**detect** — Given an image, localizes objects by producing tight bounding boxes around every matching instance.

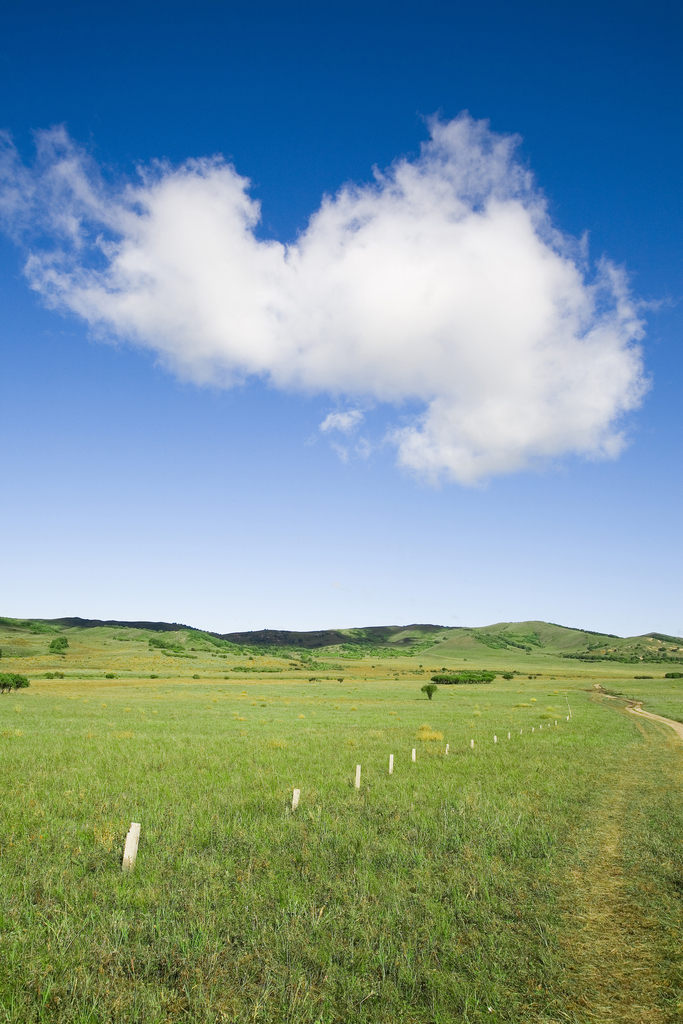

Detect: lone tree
[421,683,437,700]
[0,673,29,694]
[49,637,69,654]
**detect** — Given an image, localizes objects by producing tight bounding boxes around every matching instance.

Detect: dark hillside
[217,624,445,649]
[12,616,194,633]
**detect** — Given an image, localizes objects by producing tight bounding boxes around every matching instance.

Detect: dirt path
[591,684,683,740]
[626,704,683,740]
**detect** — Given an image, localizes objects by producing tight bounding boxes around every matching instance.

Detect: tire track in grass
[558,707,675,1023]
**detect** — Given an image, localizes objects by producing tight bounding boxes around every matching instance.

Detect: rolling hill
[1,616,681,665]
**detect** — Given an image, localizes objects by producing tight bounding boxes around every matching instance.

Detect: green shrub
[431,671,496,684]
[49,637,69,653]
[665,672,683,679]
[0,673,29,693]
[105,673,116,679]
[421,683,437,700]
[149,635,184,653]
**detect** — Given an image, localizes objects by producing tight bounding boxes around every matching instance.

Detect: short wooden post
[355,764,361,789]
[411,748,416,762]
[508,732,511,739]
[470,739,474,749]
[532,727,535,733]
[539,724,542,730]
[122,822,141,874]
[566,715,569,721]
[291,788,300,811]
[494,735,497,744]
[445,743,449,755]
[389,754,394,774]
[555,720,557,726]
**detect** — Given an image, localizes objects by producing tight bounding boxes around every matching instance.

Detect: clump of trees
[0,673,29,693]
[421,683,437,700]
[665,672,683,679]
[49,637,69,654]
[430,671,496,685]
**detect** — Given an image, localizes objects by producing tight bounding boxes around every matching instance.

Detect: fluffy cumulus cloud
[0,115,647,483]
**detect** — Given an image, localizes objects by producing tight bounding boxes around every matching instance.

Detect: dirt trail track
[627,704,683,740]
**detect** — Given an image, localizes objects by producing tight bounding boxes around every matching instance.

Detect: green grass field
[1,620,683,1022]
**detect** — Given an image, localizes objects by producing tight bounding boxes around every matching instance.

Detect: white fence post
[411,748,416,762]
[291,788,300,811]
[355,764,361,789]
[494,735,497,744]
[122,822,141,874]
[508,732,511,739]
[470,739,474,749]
[389,754,394,774]
[445,743,449,755]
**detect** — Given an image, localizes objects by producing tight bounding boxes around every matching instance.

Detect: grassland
[1,618,682,1022]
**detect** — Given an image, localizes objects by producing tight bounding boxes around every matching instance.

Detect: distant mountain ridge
[2,615,682,664]
[43,616,194,633]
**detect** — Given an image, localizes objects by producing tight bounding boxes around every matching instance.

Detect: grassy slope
[1,620,682,1021]
[2,615,682,677]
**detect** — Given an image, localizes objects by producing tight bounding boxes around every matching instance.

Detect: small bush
[502,672,514,680]
[416,723,443,742]
[49,637,69,653]
[421,683,437,700]
[192,674,200,679]
[105,673,116,679]
[665,672,683,679]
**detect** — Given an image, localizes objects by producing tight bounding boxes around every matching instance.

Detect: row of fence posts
[121,707,573,869]
[349,712,571,790]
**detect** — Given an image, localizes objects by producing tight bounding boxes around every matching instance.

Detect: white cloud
[0,115,648,483]
[320,409,365,433]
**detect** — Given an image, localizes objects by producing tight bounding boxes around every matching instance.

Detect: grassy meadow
[1,620,683,1022]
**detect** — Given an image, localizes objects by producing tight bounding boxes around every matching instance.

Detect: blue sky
[0,0,681,636]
